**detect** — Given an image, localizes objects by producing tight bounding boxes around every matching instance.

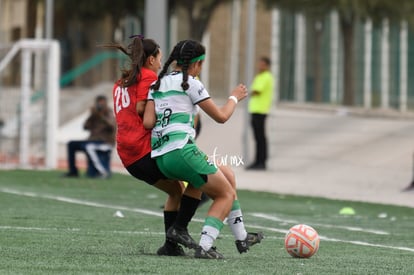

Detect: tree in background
[265,0,414,106]
[51,0,233,85]
[54,0,144,41]
[52,0,145,85]
[169,0,231,41]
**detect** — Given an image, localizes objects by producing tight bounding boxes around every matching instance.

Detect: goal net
[0,39,60,169]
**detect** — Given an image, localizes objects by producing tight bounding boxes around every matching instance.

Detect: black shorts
[125,153,167,185]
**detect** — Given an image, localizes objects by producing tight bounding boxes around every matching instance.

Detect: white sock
[199,216,223,251]
[227,200,248,241]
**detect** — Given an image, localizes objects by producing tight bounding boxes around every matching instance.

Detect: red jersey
[113,67,157,167]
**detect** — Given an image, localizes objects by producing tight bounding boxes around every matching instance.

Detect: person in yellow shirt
[246,57,274,170]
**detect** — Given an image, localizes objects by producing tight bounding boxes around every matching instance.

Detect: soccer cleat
[156,242,186,256]
[194,246,225,259]
[235,232,264,253]
[166,226,198,249]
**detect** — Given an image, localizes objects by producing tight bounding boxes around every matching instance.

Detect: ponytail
[152,40,205,91]
[102,36,160,87]
[151,54,176,91]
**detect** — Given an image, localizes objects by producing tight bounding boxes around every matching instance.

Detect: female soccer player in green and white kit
[107,36,203,257]
[144,40,263,259]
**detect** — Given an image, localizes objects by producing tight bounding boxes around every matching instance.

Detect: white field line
[1,187,413,253]
[2,224,414,253]
[0,225,80,232]
[0,187,164,217]
[0,226,263,240]
[250,213,389,235]
[0,187,206,222]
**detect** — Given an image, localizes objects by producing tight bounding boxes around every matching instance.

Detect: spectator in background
[62,95,115,178]
[246,57,274,171]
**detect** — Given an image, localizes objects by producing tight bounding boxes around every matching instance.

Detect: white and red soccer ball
[284,224,320,258]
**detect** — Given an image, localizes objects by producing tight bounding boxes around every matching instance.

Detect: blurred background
[2,0,414,172]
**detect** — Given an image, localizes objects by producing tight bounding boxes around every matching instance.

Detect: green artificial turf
[0,170,413,274]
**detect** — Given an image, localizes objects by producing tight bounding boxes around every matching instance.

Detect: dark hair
[103,37,160,87]
[151,39,205,91]
[260,56,271,66]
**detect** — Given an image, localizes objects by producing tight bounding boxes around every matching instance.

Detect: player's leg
[126,154,186,256]
[195,170,235,259]
[164,185,202,251]
[153,179,185,211]
[155,147,205,250]
[166,184,202,233]
[193,114,210,207]
[155,143,235,258]
[152,179,189,256]
[219,165,264,253]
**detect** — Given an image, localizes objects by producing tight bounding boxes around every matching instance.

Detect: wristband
[229,96,238,104]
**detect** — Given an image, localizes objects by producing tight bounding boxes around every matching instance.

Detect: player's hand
[231,84,248,102]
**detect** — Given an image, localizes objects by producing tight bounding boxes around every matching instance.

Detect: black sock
[174,195,200,230]
[164,211,178,243]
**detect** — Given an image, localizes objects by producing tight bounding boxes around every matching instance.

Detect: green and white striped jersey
[148,72,210,157]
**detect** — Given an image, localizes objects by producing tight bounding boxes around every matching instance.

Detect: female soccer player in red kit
[108,36,200,256]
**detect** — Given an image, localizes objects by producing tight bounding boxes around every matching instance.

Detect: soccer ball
[284,224,320,258]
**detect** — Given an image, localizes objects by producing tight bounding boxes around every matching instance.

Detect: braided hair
[151,39,206,91]
[104,37,160,87]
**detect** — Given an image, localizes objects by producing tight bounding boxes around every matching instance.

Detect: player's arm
[198,84,247,124]
[143,100,156,129]
[136,72,157,117]
[136,100,146,116]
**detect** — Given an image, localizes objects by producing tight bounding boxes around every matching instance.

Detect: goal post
[0,39,60,169]
[45,41,60,169]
